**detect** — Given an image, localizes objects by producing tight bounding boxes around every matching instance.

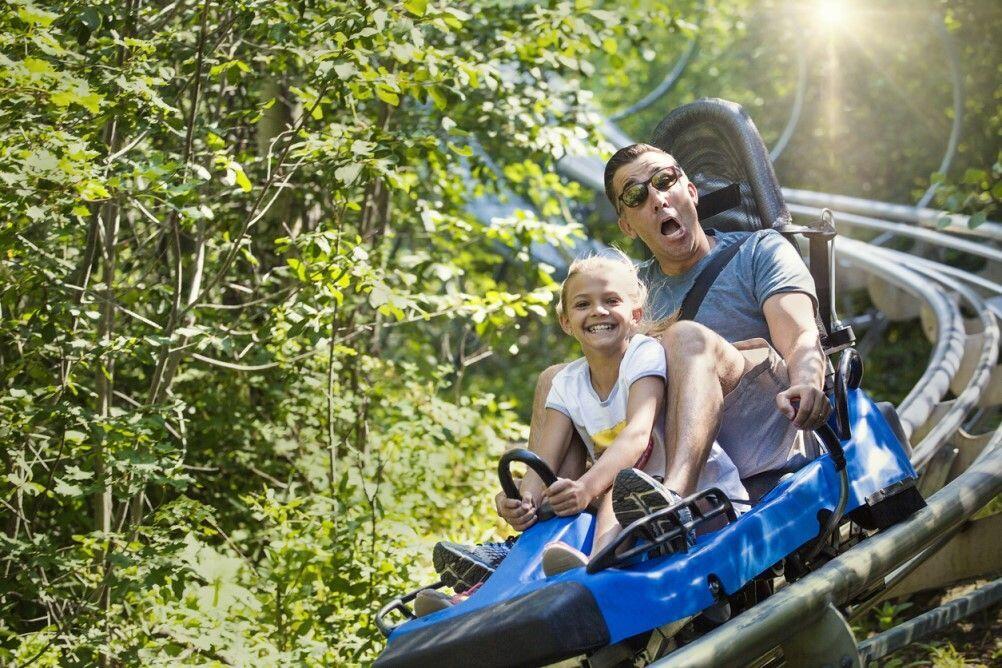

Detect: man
[434,144,830,591]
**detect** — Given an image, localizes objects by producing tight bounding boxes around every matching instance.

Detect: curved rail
[654,428,1002,667]
[832,237,968,441]
[917,19,965,209]
[788,204,1002,265]
[609,38,699,122]
[836,238,998,469]
[784,188,1002,240]
[609,2,705,122]
[768,47,807,163]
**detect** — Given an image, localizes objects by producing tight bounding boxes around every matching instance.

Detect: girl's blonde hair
[555,248,678,335]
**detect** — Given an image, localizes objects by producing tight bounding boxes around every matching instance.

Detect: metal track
[655,429,1002,666]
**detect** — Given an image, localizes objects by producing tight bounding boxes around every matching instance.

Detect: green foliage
[0,0,679,664]
[861,321,934,406]
[2,0,998,664]
[922,640,975,668]
[928,0,1002,225]
[873,600,914,632]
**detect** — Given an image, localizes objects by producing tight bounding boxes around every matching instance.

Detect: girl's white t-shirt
[545,334,748,507]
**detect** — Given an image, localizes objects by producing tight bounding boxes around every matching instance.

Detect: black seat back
[649,98,791,233]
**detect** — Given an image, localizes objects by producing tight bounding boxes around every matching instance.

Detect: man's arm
[763,291,830,429]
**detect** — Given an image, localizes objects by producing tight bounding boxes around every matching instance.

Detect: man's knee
[658,321,745,388]
[658,320,718,360]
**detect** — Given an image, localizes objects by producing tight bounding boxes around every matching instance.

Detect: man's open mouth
[660,217,681,236]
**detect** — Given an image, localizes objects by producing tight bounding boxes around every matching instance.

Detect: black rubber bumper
[374,581,610,668]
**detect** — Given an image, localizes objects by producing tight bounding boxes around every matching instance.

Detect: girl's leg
[555,436,588,479]
[590,492,621,555]
[542,492,619,576]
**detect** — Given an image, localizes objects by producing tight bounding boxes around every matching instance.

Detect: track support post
[780,602,861,668]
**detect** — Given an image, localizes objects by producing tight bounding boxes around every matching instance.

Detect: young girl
[505,250,748,575]
[415,251,747,615]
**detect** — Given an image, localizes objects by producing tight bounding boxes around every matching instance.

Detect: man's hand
[543,477,592,516]
[776,384,831,430]
[495,490,537,531]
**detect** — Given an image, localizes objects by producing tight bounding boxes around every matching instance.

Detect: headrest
[650,98,791,233]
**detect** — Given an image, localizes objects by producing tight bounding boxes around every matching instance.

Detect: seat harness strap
[678,233,751,321]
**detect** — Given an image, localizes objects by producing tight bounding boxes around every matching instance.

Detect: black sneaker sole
[432,543,494,593]
[612,469,687,555]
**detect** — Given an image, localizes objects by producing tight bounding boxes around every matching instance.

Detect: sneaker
[541,541,589,576]
[413,589,453,617]
[612,468,694,555]
[433,536,516,593]
[412,582,482,617]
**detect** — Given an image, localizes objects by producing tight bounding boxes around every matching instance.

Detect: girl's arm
[545,376,664,515]
[497,408,574,531]
[520,408,574,502]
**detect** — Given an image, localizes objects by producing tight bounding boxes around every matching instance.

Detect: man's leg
[659,321,747,496]
[611,322,748,554]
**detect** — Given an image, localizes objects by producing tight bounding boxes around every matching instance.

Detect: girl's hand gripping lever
[498,449,558,525]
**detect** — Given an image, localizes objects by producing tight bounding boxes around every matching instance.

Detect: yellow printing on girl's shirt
[591,421,626,457]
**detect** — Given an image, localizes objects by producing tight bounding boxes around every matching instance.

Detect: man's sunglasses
[617,165,682,211]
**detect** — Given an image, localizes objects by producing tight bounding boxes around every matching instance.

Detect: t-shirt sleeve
[544,370,573,419]
[752,230,818,310]
[622,336,668,387]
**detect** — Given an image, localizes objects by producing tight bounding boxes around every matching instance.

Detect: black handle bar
[498,448,558,499]
[833,347,862,442]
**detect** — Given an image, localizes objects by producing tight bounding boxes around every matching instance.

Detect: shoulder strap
[678,233,752,321]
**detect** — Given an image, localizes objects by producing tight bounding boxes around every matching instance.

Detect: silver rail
[653,428,1002,667]
[783,188,1002,240]
[857,577,1002,664]
[834,238,998,464]
[834,238,967,440]
[788,204,1002,265]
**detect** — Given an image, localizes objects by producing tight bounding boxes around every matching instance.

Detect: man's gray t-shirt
[640,229,818,343]
[639,228,820,481]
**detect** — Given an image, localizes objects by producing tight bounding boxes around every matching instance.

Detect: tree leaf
[233,166,252,192]
[404,0,428,17]
[375,86,400,106]
[335,162,362,185]
[53,478,83,497]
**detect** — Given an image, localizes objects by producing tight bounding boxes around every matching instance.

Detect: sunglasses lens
[619,166,681,210]
[621,183,647,208]
[651,167,678,191]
